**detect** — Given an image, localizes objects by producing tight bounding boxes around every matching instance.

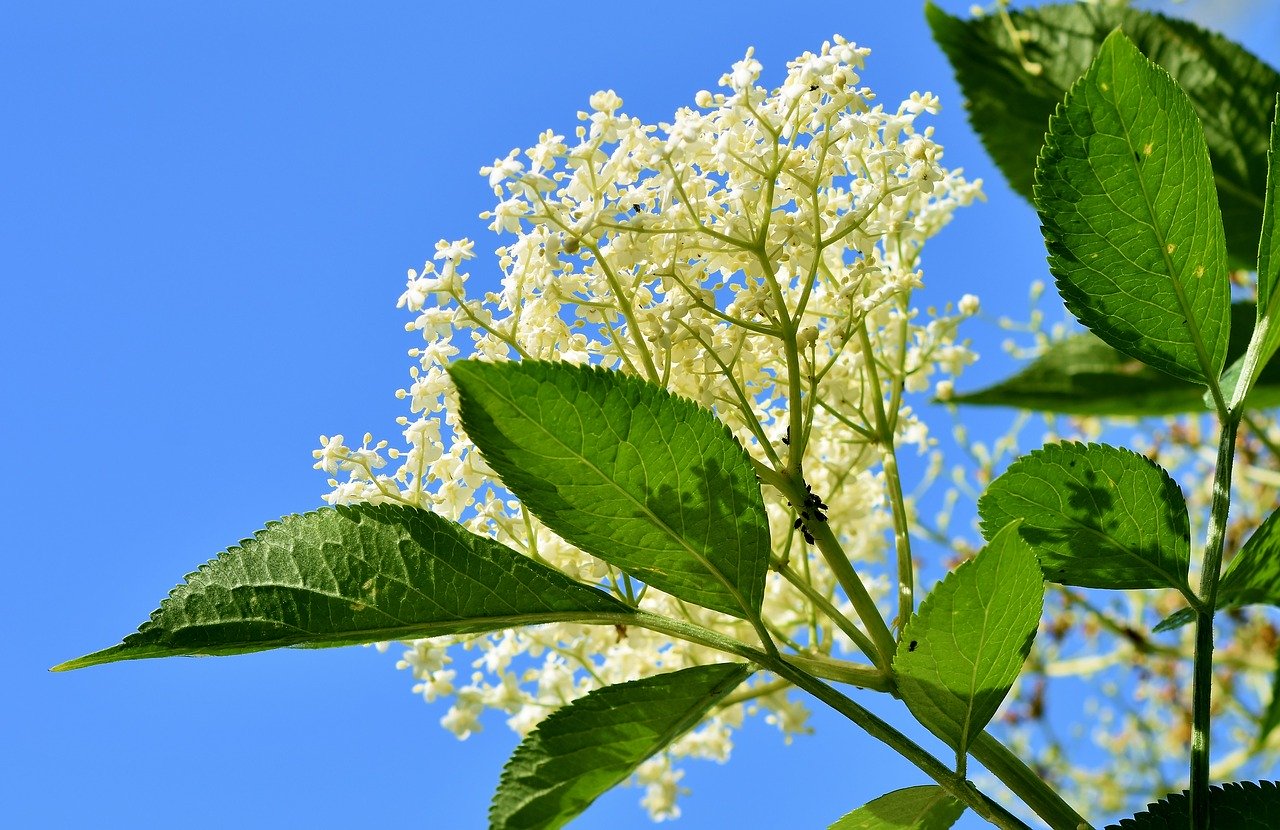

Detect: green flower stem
[1190,414,1240,829]
[626,611,1030,829]
[857,321,914,632]
[759,464,898,668]
[767,660,1034,830]
[774,557,886,669]
[968,731,1093,830]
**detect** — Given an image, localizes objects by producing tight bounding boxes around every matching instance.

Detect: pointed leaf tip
[56,503,632,670]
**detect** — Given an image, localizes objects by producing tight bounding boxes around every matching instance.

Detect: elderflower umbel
[320,36,981,820]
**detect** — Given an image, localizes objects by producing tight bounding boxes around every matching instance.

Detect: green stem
[773,556,885,669]
[761,466,898,667]
[765,661,1033,830]
[969,732,1093,830]
[1190,414,1240,829]
[856,322,914,632]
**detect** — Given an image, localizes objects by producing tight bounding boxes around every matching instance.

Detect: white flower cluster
[316,37,981,820]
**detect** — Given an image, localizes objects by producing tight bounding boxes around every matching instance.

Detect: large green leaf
[54,504,630,671]
[1102,781,1280,829]
[450,360,770,620]
[927,2,1280,269]
[979,442,1192,594]
[1157,502,1280,632]
[893,523,1043,764]
[951,303,1280,416]
[829,786,965,830]
[1035,30,1230,387]
[490,663,752,830]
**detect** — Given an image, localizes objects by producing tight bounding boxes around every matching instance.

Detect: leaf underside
[979,442,1191,593]
[951,303,1280,416]
[828,785,965,830]
[927,1,1279,269]
[1104,780,1280,829]
[450,359,770,620]
[55,504,630,671]
[1035,30,1230,386]
[490,663,752,830]
[894,523,1043,761]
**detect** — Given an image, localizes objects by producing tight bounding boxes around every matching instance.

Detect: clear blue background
[6,2,1278,828]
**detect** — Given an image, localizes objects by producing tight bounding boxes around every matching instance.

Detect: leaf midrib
[469,370,756,619]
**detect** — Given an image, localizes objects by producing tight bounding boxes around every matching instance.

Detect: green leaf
[450,360,770,620]
[1230,98,1280,405]
[1259,99,1280,331]
[979,442,1192,594]
[829,786,965,830]
[1257,655,1280,750]
[927,2,1280,269]
[490,663,752,830]
[54,504,630,671]
[1035,30,1230,387]
[893,523,1043,764]
[1157,501,1280,633]
[1102,780,1280,829]
[952,303,1280,416]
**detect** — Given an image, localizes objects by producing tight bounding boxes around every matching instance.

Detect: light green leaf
[829,786,965,830]
[1157,502,1280,633]
[1259,99,1280,328]
[927,2,1280,269]
[952,303,1280,416]
[1102,781,1280,829]
[1230,98,1280,405]
[54,504,630,671]
[979,442,1192,594]
[1035,30,1230,387]
[450,360,770,620]
[490,663,752,830]
[893,523,1043,763]
[1257,656,1280,750]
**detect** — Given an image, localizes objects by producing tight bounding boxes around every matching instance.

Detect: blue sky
[6,2,1279,828]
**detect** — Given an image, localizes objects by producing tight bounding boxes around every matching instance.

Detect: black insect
[908,640,918,652]
[782,427,791,446]
[809,84,819,91]
[790,482,830,546]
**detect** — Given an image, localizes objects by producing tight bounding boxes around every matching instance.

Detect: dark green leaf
[893,523,1043,763]
[829,786,965,830]
[54,504,630,671]
[490,663,752,830]
[952,303,1280,416]
[1103,780,1280,829]
[1035,30,1230,386]
[450,360,770,620]
[927,2,1280,269]
[979,442,1192,594]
